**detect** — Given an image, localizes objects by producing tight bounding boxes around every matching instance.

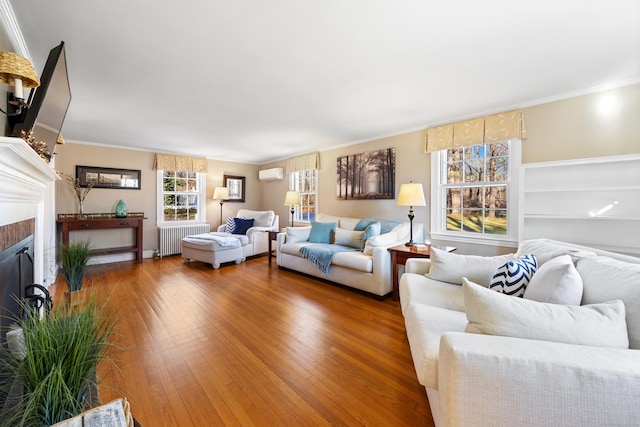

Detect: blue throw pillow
[361,222,381,251]
[489,254,538,297]
[232,217,254,235]
[308,221,337,243]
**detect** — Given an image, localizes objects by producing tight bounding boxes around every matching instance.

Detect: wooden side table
[267,230,279,264]
[387,244,456,301]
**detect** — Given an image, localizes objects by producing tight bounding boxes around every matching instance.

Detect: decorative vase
[115,199,128,217]
[78,200,85,219]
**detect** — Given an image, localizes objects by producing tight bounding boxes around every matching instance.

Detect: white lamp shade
[397,183,426,207]
[213,187,229,200]
[284,191,301,206]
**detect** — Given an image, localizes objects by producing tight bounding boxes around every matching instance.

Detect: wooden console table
[57,214,146,262]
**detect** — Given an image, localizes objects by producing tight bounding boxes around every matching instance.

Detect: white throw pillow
[363,231,398,255]
[578,256,640,350]
[489,254,537,297]
[463,278,629,349]
[285,226,311,243]
[427,247,515,286]
[524,255,583,305]
[334,228,364,249]
[462,278,629,348]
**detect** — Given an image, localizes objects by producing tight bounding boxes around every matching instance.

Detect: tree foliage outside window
[442,141,509,235]
[290,170,317,222]
[162,170,200,221]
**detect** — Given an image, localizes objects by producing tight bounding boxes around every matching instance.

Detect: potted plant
[0,295,117,426]
[58,239,91,306]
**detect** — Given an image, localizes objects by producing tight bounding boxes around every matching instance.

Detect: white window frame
[430,139,521,247]
[156,170,207,227]
[289,169,318,224]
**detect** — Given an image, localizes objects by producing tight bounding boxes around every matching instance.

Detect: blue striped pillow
[489,254,538,297]
[225,217,236,233]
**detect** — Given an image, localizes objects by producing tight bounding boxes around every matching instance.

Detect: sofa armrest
[405,258,431,275]
[216,224,225,232]
[438,332,640,427]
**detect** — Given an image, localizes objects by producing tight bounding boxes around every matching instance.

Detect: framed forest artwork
[336,147,395,200]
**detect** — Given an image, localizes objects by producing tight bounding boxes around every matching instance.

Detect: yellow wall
[42,83,640,256]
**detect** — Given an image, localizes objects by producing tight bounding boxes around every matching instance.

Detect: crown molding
[0,0,31,60]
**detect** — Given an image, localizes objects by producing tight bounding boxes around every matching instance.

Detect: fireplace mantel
[0,136,60,285]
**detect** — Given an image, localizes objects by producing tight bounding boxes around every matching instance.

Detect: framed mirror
[223,175,245,202]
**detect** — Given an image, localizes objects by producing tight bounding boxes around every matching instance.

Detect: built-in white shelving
[519,154,640,257]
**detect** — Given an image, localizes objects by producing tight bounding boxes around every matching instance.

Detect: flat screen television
[9,41,71,161]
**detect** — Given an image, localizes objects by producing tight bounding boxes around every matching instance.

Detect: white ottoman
[181,232,246,269]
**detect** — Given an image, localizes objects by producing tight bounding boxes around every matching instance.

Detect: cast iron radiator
[158,224,211,257]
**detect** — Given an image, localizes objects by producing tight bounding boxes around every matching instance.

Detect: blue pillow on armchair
[231,217,254,235]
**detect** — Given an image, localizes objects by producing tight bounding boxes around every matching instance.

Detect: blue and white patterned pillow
[225,217,236,233]
[489,254,538,297]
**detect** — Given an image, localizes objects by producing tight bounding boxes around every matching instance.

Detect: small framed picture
[223,175,245,202]
[76,165,141,190]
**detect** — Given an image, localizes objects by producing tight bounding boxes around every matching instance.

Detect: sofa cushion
[236,209,275,227]
[363,230,398,255]
[361,222,381,251]
[517,238,596,266]
[308,221,337,243]
[315,213,341,225]
[339,217,362,231]
[286,226,311,243]
[524,255,583,305]
[403,303,468,389]
[280,242,308,256]
[399,273,465,314]
[427,248,515,286]
[331,251,373,272]
[463,279,629,349]
[488,254,537,297]
[578,256,640,349]
[334,228,364,249]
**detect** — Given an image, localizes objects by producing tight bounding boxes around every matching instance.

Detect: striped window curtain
[153,154,208,173]
[285,152,320,174]
[425,109,527,152]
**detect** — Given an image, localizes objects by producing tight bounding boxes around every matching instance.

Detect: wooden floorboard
[50,255,434,427]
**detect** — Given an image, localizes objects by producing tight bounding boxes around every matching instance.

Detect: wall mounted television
[9,41,71,161]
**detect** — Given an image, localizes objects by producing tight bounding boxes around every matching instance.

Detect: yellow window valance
[153,154,208,173]
[286,152,320,174]
[425,109,527,153]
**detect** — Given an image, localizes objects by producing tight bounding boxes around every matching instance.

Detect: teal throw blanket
[300,243,357,276]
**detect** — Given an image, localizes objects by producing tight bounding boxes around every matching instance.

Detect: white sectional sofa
[400,238,640,427]
[277,213,424,297]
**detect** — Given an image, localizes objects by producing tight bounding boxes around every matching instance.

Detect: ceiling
[7,0,640,164]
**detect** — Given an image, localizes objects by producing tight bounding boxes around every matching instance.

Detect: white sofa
[400,238,640,427]
[276,213,424,297]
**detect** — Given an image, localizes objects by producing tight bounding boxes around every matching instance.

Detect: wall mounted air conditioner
[258,168,284,181]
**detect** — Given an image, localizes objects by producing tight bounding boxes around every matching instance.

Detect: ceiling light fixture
[0,50,40,116]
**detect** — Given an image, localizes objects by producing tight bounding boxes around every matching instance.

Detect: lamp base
[404,241,415,247]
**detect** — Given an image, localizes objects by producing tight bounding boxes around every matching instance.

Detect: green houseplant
[58,240,91,295]
[0,295,117,426]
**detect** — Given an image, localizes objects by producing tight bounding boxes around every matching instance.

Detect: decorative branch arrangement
[20,129,52,162]
[57,171,95,218]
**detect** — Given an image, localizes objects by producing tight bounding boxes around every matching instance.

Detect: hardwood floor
[50,255,434,427]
